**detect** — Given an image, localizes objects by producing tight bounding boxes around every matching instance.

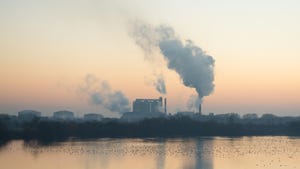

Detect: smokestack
[164,98,167,113]
[199,104,202,115]
[159,97,163,106]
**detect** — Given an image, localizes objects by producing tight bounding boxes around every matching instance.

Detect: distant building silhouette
[18,110,41,121]
[121,97,166,122]
[133,97,163,113]
[53,110,74,120]
[84,113,103,122]
[176,111,195,118]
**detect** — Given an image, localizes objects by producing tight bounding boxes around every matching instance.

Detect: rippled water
[0,137,299,169]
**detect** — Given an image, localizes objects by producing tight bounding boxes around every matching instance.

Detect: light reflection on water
[0,137,299,169]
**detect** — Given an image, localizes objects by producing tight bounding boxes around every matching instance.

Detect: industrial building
[84,113,103,121]
[133,97,167,113]
[176,111,195,118]
[121,97,167,122]
[53,110,74,120]
[18,110,41,121]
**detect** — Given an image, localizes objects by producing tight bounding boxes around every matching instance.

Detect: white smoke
[130,21,215,102]
[129,21,167,95]
[187,95,202,112]
[79,74,130,114]
[154,74,166,94]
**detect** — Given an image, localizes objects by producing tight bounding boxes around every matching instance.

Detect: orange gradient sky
[0,0,299,116]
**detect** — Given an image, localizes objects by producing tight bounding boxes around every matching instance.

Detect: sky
[0,0,300,117]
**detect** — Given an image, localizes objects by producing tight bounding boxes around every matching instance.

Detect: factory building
[133,97,164,113]
[176,111,195,118]
[132,97,167,113]
[18,110,41,121]
[84,113,103,122]
[53,110,74,120]
[121,97,167,122]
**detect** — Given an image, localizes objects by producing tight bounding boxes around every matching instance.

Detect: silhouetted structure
[133,97,163,113]
[199,104,202,115]
[18,110,41,122]
[53,111,74,120]
[122,97,166,122]
[176,111,195,118]
[84,113,103,122]
[164,98,167,113]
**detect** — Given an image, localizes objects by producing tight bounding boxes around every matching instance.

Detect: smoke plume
[130,21,215,101]
[187,95,202,112]
[129,21,167,95]
[79,74,130,114]
[154,74,167,94]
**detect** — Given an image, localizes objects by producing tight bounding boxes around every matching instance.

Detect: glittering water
[0,137,299,169]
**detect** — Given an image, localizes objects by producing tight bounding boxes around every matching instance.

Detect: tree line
[1,116,300,142]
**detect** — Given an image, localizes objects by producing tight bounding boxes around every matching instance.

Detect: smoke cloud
[79,74,130,114]
[154,74,166,94]
[187,95,202,112]
[129,21,167,95]
[130,21,215,101]
[144,73,166,95]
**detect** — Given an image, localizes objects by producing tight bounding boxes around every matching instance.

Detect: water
[0,137,299,169]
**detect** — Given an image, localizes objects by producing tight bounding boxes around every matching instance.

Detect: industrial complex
[132,97,166,113]
[121,97,168,122]
[1,96,298,126]
[9,96,206,122]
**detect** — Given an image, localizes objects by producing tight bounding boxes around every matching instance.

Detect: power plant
[133,97,167,114]
[121,96,207,122]
[121,97,167,122]
[132,97,167,113]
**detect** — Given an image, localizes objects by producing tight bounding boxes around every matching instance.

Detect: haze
[0,0,299,117]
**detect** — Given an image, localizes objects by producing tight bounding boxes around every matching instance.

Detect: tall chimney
[199,104,202,115]
[159,97,163,107]
[164,98,167,113]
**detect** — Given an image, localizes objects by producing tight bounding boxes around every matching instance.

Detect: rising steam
[79,74,130,114]
[154,74,166,94]
[129,21,167,95]
[130,21,215,101]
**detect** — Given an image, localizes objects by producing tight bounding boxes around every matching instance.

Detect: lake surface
[0,137,299,169]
